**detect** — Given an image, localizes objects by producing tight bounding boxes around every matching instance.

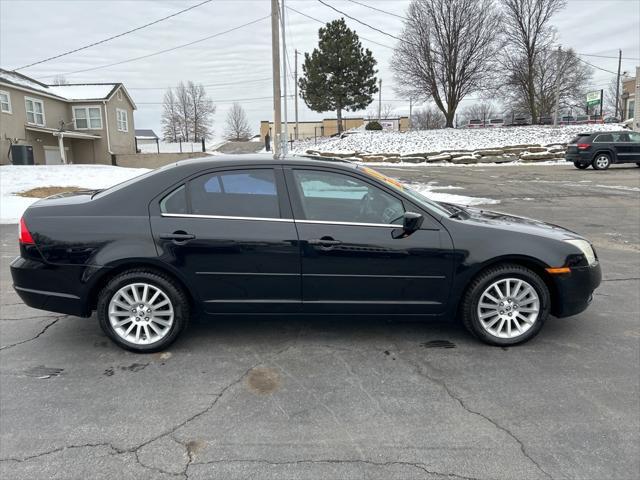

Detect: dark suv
[565,131,640,170]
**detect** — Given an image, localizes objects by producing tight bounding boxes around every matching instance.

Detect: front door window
[292,169,405,225]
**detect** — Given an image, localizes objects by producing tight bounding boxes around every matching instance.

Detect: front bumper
[551,262,602,317]
[10,256,90,317]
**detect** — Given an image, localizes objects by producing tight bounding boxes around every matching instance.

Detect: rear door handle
[308,237,342,247]
[160,232,196,241]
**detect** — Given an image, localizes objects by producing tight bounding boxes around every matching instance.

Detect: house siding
[0,82,136,165]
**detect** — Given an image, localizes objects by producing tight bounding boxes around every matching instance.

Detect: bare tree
[503,48,592,118]
[51,75,68,85]
[161,89,181,142]
[500,0,567,122]
[187,82,215,141]
[460,101,499,124]
[224,103,252,140]
[391,0,502,127]
[366,103,395,120]
[604,77,622,118]
[411,104,446,129]
[174,82,193,141]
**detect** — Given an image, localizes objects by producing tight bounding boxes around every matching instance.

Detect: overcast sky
[1,0,639,141]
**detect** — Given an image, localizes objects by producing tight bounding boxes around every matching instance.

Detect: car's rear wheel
[592,153,611,170]
[97,269,189,353]
[573,161,589,169]
[461,264,550,346]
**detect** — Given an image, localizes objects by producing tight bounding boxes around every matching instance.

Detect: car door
[626,132,640,161]
[284,166,453,315]
[612,132,636,163]
[149,166,301,314]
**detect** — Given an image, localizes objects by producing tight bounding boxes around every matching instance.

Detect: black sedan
[11,156,601,352]
[566,130,640,169]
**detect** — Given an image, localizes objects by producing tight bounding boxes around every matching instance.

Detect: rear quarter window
[160,185,187,214]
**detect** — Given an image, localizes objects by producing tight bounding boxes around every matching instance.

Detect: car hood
[442,203,582,241]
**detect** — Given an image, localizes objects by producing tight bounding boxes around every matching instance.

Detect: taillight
[19,217,34,245]
[577,143,591,150]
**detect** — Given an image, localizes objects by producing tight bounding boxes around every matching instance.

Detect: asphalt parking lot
[1,163,638,480]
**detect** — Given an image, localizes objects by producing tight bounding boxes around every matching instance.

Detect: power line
[14,0,215,71]
[345,0,408,20]
[286,5,393,50]
[40,15,270,78]
[575,56,619,75]
[127,77,272,90]
[578,52,640,61]
[136,94,295,105]
[317,0,405,44]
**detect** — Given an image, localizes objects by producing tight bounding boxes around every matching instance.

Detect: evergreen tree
[298,18,378,134]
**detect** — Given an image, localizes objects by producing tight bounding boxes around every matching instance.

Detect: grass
[17,186,85,198]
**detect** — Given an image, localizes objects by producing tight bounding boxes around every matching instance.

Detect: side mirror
[393,211,424,238]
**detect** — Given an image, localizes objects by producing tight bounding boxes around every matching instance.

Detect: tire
[461,264,550,346]
[573,161,589,169]
[97,269,189,353]
[592,153,611,170]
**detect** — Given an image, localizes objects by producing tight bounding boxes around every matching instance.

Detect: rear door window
[189,169,280,218]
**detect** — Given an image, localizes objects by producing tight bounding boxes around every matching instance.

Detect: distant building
[260,116,410,142]
[134,129,159,144]
[621,73,636,122]
[0,68,136,165]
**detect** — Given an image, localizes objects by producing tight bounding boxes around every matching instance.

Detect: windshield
[357,166,454,217]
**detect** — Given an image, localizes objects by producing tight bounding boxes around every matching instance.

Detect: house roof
[0,68,136,108]
[135,129,159,139]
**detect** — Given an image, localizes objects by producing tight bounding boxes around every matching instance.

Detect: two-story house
[0,68,136,165]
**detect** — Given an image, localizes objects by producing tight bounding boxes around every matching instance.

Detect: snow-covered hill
[291,124,626,156]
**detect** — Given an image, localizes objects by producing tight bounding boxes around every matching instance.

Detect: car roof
[169,154,357,171]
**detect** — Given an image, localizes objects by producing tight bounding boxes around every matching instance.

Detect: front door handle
[308,237,342,247]
[160,231,196,242]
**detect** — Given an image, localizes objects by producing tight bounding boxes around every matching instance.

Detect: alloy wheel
[594,155,610,169]
[108,282,174,345]
[476,278,540,339]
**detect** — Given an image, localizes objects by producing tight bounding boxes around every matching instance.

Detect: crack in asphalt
[399,352,553,480]
[189,458,483,480]
[0,316,64,351]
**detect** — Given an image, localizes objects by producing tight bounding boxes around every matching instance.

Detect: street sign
[586,91,602,107]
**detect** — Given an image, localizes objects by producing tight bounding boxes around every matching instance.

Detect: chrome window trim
[160,213,400,228]
[161,213,293,223]
[295,219,400,228]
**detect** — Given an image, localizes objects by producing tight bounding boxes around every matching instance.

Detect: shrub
[365,121,383,131]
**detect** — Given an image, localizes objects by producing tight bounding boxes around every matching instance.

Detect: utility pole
[294,49,299,140]
[280,0,289,157]
[270,0,281,159]
[553,46,562,127]
[615,49,622,119]
[378,79,382,121]
[408,98,413,131]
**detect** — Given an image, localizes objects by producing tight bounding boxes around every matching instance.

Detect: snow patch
[410,182,499,207]
[0,165,149,224]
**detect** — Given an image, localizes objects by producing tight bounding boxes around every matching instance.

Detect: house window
[0,90,11,113]
[73,106,102,129]
[627,100,635,120]
[25,97,45,125]
[116,109,128,132]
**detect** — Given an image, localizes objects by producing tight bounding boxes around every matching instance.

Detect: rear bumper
[552,262,602,317]
[10,256,90,317]
[565,153,589,164]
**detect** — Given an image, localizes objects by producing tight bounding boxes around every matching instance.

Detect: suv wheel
[97,269,189,353]
[592,153,611,170]
[573,161,589,169]
[461,264,550,346]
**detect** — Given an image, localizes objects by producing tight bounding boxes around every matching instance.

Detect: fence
[135,138,207,154]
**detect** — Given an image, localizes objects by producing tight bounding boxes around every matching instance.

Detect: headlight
[566,239,597,266]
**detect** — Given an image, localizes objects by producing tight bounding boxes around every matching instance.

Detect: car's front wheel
[573,161,589,169]
[592,153,611,170]
[97,269,189,353]
[461,264,550,346]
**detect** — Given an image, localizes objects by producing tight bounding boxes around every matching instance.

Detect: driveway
[1,163,638,480]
